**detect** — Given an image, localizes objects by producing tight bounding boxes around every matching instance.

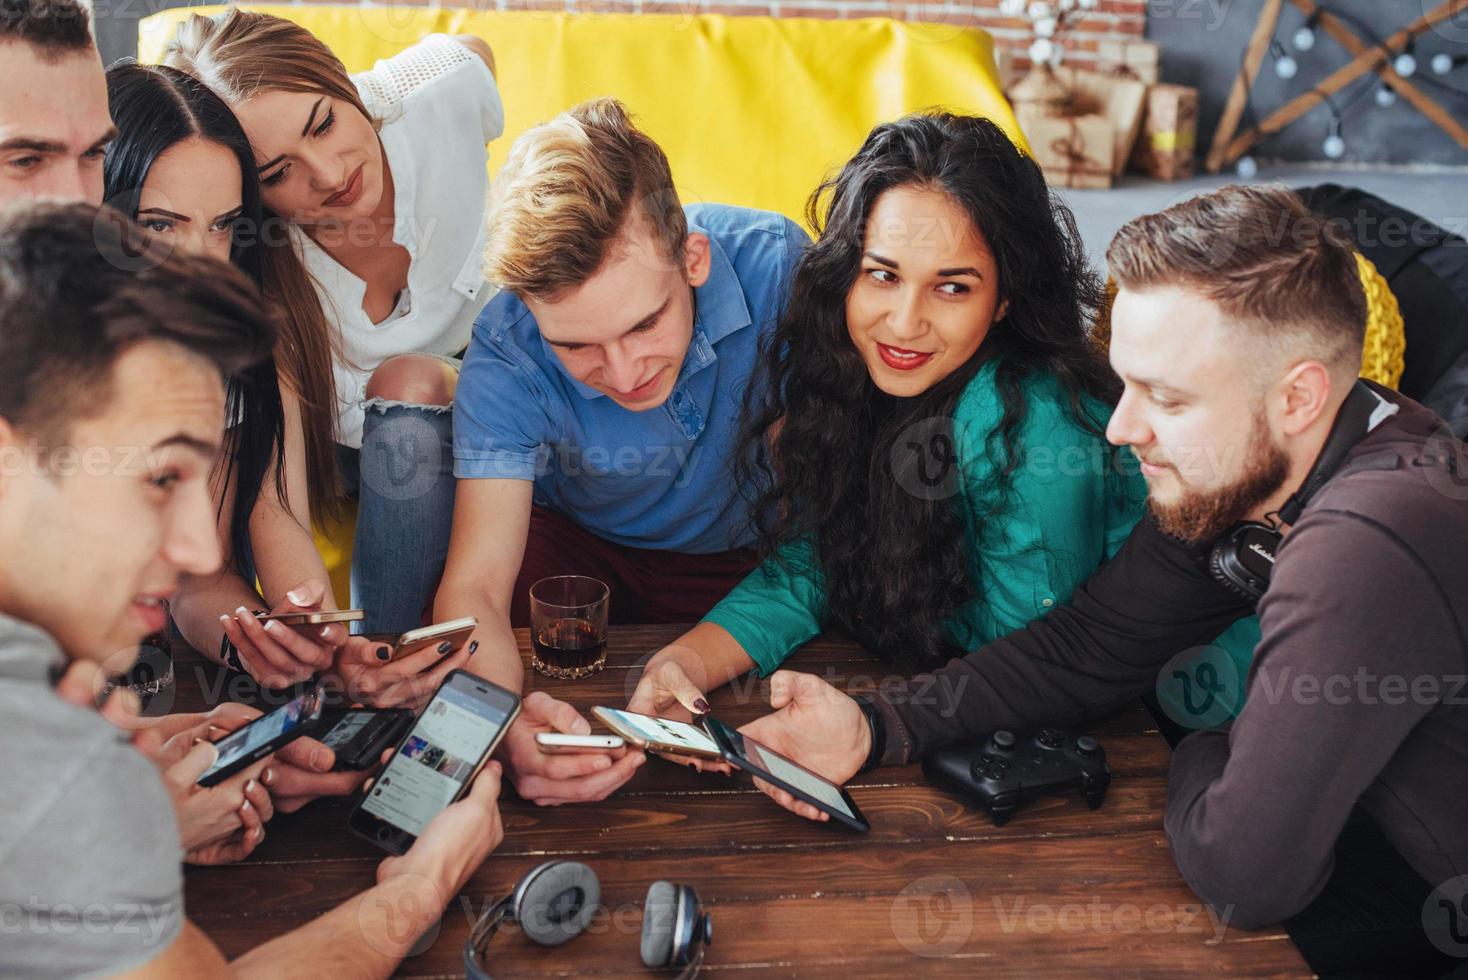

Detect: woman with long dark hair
[630,112,1165,712]
[105,62,347,687]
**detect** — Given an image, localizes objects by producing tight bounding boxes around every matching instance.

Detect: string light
[1322,114,1346,159]
[1292,11,1319,52]
[1374,81,1397,108]
[1393,39,1418,78]
[1431,53,1468,76]
[1272,41,1299,80]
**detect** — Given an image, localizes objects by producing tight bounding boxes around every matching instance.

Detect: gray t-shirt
[0,613,183,978]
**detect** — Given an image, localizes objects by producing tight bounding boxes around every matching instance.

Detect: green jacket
[706,359,1154,674]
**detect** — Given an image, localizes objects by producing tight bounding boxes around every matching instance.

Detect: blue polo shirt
[454,203,809,554]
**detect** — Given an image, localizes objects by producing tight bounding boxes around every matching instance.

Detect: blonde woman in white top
[166,10,504,659]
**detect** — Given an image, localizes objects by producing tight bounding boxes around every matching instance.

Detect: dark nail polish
[375,646,391,662]
[468,641,479,654]
[694,698,711,714]
[437,640,453,655]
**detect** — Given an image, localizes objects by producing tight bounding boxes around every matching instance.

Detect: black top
[870,387,1468,928]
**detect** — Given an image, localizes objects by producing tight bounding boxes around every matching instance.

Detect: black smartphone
[349,670,521,855]
[197,684,324,787]
[311,707,416,771]
[702,715,870,833]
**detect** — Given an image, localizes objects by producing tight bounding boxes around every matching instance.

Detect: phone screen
[596,707,721,756]
[704,717,867,830]
[361,681,513,837]
[200,688,319,783]
[736,732,856,819]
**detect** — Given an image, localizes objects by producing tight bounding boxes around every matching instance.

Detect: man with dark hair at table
[656,185,1468,974]
[0,202,507,978]
[0,0,113,208]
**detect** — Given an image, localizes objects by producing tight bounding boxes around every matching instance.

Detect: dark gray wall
[1148,0,1468,167]
[93,0,184,66]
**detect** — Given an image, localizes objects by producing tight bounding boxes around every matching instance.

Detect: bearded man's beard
[1149,413,1291,546]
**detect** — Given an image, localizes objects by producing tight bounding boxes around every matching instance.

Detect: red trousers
[509,507,759,627]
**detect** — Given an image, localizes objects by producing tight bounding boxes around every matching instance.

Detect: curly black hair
[738,111,1117,667]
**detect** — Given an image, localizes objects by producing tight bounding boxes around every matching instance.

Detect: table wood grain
[172,626,1312,978]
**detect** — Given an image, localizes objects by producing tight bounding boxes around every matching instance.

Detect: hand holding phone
[704,715,869,832]
[197,685,324,787]
[350,670,521,854]
[218,579,350,687]
[337,622,480,711]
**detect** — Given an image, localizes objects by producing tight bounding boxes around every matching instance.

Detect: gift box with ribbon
[1129,83,1199,181]
[1052,66,1147,178]
[1017,105,1116,189]
[1097,39,1161,85]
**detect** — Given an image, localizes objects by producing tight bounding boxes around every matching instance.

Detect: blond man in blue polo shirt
[393,98,808,804]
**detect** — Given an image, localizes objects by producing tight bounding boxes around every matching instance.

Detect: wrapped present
[1018,106,1115,189]
[1097,39,1161,85]
[1008,64,1072,120]
[1054,66,1147,177]
[1129,83,1199,181]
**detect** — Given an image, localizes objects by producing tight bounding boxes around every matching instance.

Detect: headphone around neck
[463,861,712,980]
[1208,381,1394,603]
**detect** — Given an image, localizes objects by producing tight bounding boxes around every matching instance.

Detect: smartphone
[702,715,870,833]
[591,706,723,760]
[389,617,477,663]
[311,707,416,771]
[535,732,626,754]
[256,608,365,626]
[350,670,520,855]
[197,684,324,787]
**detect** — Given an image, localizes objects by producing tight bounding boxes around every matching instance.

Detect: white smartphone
[535,732,627,754]
[591,706,723,760]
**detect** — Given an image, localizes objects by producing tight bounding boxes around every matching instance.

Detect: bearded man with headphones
[716,184,1468,977]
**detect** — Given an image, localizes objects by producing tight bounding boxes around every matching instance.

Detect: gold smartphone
[257,609,365,626]
[389,617,478,663]
[591,706,723,760]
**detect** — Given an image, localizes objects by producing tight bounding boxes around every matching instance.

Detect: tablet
[702,715,869,832]
[591,706,723,760]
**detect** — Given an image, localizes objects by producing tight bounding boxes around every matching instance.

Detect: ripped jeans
[339,398,457,635]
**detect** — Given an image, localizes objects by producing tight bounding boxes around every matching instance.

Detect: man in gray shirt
[0,202,509,978]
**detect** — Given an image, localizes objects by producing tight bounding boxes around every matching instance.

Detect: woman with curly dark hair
[625,110,1188,717]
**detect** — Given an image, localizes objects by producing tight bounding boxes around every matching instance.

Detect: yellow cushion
[1093,253,1407,390]
[138,6,1026,233]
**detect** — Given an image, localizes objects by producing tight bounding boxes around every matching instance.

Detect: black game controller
[921,728,1110,826]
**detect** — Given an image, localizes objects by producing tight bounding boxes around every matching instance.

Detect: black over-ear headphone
[463,861,712,980]
[1208,381,1394,602]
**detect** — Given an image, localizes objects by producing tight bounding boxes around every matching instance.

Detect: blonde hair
[485,98,686,300]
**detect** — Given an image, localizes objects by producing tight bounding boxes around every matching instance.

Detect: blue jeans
[342,400,457,635]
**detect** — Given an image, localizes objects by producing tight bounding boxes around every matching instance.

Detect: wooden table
[174,626,1312,977]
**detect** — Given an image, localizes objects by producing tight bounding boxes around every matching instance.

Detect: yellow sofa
[139,5,1025,600]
